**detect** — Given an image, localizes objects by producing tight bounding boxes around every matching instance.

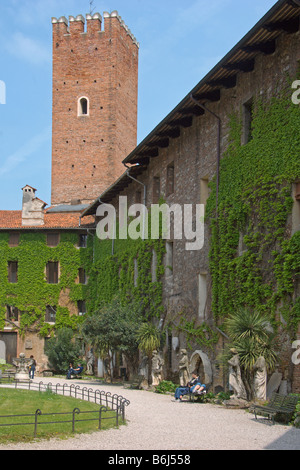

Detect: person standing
[29,355,36,379]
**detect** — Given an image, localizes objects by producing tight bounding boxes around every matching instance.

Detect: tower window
[78,97,89,116]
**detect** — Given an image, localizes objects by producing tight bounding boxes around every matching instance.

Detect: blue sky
[0,0,277,210]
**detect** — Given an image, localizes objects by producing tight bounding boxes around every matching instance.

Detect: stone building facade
[81,0,300,392]
[0,2,299,393]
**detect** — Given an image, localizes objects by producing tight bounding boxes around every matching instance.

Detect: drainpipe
[123,163,147,240]
[190,94,221,218]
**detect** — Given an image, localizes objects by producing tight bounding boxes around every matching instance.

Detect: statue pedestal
[15,372,31,383]
[223,397,249,409]
[12,353,32,383]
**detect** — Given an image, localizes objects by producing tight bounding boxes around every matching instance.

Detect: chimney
[22,185,47,226]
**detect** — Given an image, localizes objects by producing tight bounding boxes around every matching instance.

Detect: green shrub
[44,327,82,373]
[155,380,178,394]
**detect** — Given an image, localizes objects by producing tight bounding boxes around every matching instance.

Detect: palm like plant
[223,308,278,399]
[137,322,161,385]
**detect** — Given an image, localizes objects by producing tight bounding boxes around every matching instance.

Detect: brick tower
[51,12,139,205]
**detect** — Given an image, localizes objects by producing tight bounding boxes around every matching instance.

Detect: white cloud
[5,32,50,66]
[0,126,51,177]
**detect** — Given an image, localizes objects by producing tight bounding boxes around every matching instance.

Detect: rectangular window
[8,261,18,283]
[153,176,161,204]
[166,163,175,196]
[47,233,60,247]
[198,272,207,321]
[79,234,88,248]
[78,268,87,284]
[45,305,56,323]
[9,232,20,247]
[6,305,19,321]
[242,98,253,145]
[165,241,173,277]
[77,300,86,316]
[46,261,59,284]
[200,178,209,207]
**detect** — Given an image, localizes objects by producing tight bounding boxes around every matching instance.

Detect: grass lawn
[0,388,120,443]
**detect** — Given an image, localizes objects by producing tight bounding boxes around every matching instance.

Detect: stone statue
[228,351,247,401]
[138,356,149,389]
[86,348,94,375]
[253,356,267,400]
[178,349,189,386]
[151,350,164,386]
[279,369,289,395]
[12,353,33,383]
[266,366,282,398]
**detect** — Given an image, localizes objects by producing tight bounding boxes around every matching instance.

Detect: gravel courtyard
[0,377,299,451]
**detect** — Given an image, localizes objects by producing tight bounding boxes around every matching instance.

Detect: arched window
[78,97,89,116]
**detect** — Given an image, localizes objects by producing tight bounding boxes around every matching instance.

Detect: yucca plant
[220,308,278,400]
[136,322,161,385]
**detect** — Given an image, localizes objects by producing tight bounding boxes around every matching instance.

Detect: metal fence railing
[0,381,130,438]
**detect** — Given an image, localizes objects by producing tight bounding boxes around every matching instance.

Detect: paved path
[0,377,299,450]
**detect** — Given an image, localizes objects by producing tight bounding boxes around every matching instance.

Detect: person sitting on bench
[174,371,206,401]
[66,363,83,379]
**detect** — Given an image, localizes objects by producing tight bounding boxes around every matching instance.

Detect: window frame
[45,305,57,323]
[78,96,89,116]
[47,232,60,247]
[8,261,18,283]
[46,261,59,284]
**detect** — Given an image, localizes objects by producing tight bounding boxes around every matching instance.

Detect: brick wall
[51,13,139,205]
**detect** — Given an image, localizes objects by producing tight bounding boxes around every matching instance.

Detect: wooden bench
[188,385,210,403]
[250,393,299,424]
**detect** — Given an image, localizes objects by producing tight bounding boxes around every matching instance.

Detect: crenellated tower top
[51,11,139,47]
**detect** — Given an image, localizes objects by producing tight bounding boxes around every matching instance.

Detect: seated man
[174,371,206,401]
[66,363,83,379]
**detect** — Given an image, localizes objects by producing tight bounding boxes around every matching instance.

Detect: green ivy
[207,76,300,332]
[0,232,91,335]
[85,228,166,320]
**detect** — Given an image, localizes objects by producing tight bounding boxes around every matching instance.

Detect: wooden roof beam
[223,59,255,73]
[242,39,276,55]
[207,75,237,89]
[156,127,181,139]
[263,17,299,34]
[169,115,193,128]
[194,89,221,102]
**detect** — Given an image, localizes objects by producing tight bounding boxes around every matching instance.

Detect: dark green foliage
[44,327,82,373]
[207,78,300,332]
[0,231,91,334]
[81,296,144,376]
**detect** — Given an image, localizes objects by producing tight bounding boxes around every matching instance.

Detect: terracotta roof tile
[0,210,95,229]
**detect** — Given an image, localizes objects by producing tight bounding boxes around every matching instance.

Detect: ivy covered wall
[0,231,91,336]
[206,77,300,333]
[85,230,166,322]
